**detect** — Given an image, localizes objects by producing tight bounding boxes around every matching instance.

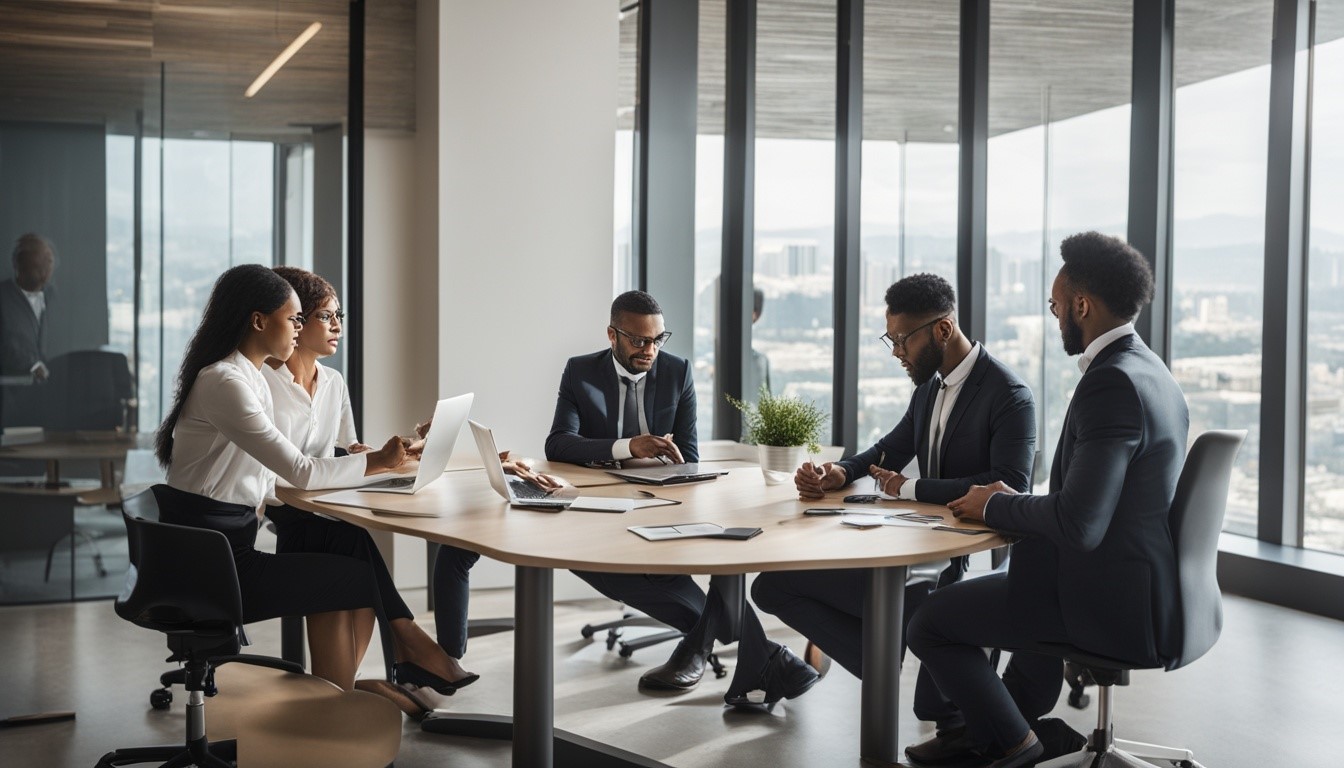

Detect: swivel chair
[1038,429,1246,768]
[97,489,305,767]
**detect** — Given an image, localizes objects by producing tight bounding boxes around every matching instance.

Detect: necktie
[928,380,948,480]
[622,377,640,438]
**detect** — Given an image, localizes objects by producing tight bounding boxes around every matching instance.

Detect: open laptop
[605,462,725,486]
[356,392,474,494]
[468,420,634,512]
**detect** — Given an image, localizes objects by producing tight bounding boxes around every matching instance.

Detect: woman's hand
[347,442,373,454]
[501,451,563,490]
[364,435,408,475]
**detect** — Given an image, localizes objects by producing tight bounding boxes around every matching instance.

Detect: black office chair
[1038,429,1246,768]
[96,489,304,767]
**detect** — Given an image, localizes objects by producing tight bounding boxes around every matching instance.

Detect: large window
[694,0,726,435]
[1305,9,1344,554]
[753,0,837,443]
[1170,4,1272,539]
[985,0,1132,487]
[857,0,959,448]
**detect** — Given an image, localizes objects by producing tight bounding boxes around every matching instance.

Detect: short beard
[907,341,945,386]
[1061,310,1086,356]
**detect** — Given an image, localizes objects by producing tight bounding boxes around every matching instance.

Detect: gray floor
[0,584,1338,768]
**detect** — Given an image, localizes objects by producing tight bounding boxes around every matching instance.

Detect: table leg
[861,565,907,766]
[514,565,553,767]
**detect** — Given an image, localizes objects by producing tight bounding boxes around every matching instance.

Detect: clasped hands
[793,460,1017,525]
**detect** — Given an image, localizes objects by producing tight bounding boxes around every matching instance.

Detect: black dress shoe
[905,726,986,767]
[723,645,820,709]
[638,638,708,691]
[1033,717,1087,761]
[393,661,480,696]
[985,731,1043,768]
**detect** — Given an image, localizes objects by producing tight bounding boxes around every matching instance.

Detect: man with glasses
[546,290,715,690]
[750,274,1075,763]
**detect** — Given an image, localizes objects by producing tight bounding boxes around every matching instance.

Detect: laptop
[605,462,725,486]
[468,420,635,512]
[356,392,474,494]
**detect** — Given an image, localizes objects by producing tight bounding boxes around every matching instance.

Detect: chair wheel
[150,688,173,709]
[619,646,634,659]
[580,626,596,639]
[605,629,621,651]
[1068,690,1090,709]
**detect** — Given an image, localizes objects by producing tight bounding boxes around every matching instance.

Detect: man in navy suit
[748,273,1048,728]
[909,232,1190,768]
[1,233,57,428]
[545,290,722,690]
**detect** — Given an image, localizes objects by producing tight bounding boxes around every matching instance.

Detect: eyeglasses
[879,315,947,352]
[305,309,346,325]
[610,326,672,349]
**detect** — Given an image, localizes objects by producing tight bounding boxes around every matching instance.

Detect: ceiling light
[245,21,322,98]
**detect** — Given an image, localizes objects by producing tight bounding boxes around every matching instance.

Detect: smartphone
[804,508,845,516]
[842,518,883,529]
[843,494,881,504]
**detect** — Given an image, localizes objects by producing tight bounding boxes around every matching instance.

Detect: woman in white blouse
[154,264,406,692]
[262,266,477,712]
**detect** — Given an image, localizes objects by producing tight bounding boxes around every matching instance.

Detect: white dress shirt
[899,342,982,500]
[21,288,44,322]
[166,350,367,508]
[610,355,650,461]
[263,362,359,459]
[1077,323,1136,374]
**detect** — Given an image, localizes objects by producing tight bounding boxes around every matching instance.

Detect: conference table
[279,461,1005,767]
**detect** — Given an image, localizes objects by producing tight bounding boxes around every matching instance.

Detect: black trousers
[265,504,413,622]
[906,572,1066,752]
[154,486,376,625]
[570,570,708,635]
[431,545,480,658]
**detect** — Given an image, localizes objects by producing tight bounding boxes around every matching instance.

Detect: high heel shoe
[393,661,480,695]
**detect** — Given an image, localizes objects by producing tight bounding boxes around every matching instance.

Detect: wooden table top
[278,464,1005,575]
[0,431,152,461]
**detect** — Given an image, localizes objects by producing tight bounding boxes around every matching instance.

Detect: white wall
[438,0,618,458]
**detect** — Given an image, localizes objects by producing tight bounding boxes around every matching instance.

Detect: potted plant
[727,387,827,485]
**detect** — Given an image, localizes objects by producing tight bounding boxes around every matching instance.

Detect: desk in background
[281,463,1003,767]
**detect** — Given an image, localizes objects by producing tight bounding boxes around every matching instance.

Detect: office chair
[1037,429,1246,768]
[96,489,306,767]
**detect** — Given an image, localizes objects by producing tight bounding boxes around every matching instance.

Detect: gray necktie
[622,377,640,438]
[928,380,948,480]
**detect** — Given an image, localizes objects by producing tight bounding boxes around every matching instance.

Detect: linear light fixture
[244,21,322,98]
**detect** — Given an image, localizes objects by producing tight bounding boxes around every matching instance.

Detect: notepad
[628,523,762,541]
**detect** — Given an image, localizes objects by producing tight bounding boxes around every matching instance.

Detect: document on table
[628,523,763,541]
[839,514,936,528]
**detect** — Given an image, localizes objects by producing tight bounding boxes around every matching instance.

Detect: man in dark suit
[908,232,1190,768]
[748,273,1047,729]
[546,290,728,691]
[0,233,55,380]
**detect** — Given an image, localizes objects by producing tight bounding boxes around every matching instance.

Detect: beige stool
[207,663,401,768]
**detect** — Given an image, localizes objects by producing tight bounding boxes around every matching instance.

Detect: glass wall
[1305,6,1344,554]
[1170,4,1272,539]
[0,2,350,603]
[857,0,960,449]
[614,5,639,293]
[753,0,837,443]
[985,0,1132,487]
[693,0,726,434]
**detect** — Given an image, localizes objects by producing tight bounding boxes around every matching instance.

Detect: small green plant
[726,386,826,454]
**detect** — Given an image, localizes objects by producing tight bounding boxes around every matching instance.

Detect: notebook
[605,462,726,486]
[469,420,635,512]
[354,392,473,495]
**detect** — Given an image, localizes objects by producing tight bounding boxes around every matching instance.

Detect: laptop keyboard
[364,476,415,490]
[509,479,552,499]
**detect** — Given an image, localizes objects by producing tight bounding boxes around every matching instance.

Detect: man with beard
[907,233,1189,767]
[749,273,1063,755]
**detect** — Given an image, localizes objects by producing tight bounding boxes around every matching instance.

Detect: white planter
[756,444,808,486]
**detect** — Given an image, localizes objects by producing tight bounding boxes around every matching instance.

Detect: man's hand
[629,434,685,464]
[947,480,1018,523]
[868,466,909,498]
[31,362,48,383]
[795,461,846,499]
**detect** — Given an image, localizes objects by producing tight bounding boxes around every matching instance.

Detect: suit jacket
[545,348,698,465]
[0,279,51,376]
[839,346,1036,504]
[987,333,1189,669]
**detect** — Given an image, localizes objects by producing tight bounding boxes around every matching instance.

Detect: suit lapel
[914,381,937,473]
[599,351,621,438]
[644,359,659,434]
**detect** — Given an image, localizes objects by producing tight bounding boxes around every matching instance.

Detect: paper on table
[839,514,932,528]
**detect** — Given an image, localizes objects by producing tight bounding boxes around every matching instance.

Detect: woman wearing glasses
[154,264,406,694]
[260,266,481,715]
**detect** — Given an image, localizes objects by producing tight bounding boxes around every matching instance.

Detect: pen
[874,451,885,493]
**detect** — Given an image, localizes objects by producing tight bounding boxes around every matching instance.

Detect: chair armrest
[213,654,306,675]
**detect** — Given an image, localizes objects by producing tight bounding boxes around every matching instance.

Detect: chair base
[1037,735,1204,768]
[95,736,236,768]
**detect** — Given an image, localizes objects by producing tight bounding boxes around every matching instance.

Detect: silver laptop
[605,462,725,486]
[468,420,634,512]
[357,392,474,494]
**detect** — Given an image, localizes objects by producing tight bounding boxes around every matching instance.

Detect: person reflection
[0,233,56,383]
